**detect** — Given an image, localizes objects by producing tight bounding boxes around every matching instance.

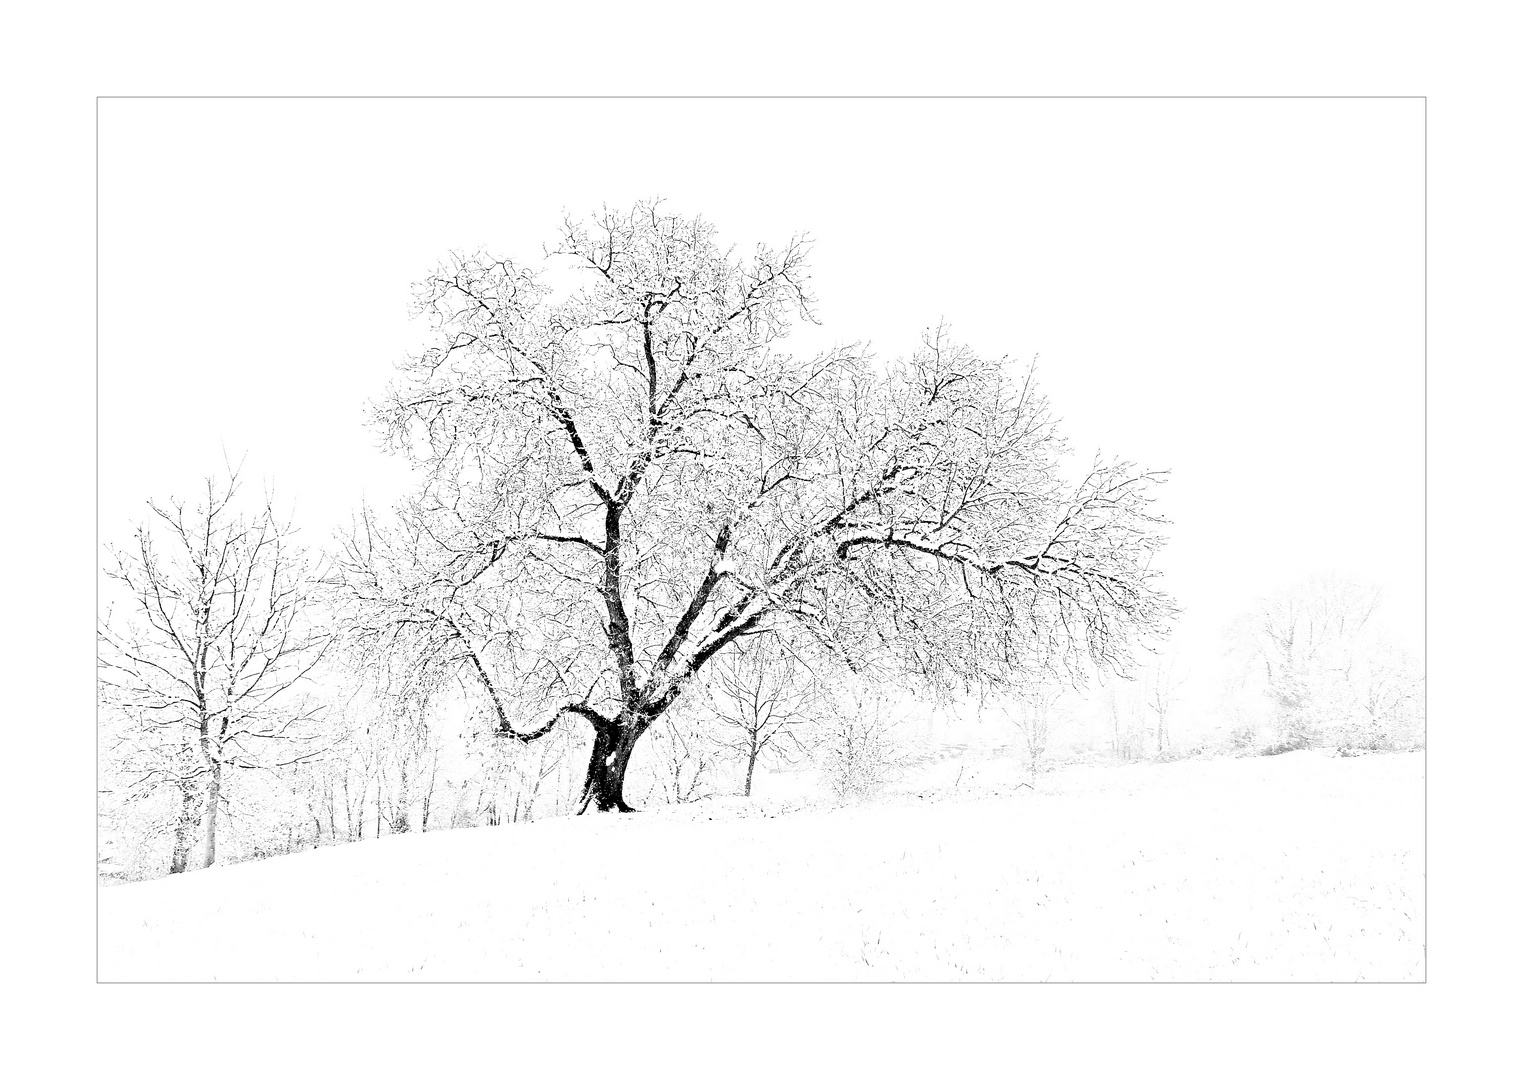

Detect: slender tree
[643,709,714,806]
[99,472,329,870]
[705,637,820,796]
[1013,682,1066,782]
[1144,657,1188,754]
[335,202,1174,812]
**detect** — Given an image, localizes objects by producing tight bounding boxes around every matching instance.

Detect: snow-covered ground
[99,749,1424,981]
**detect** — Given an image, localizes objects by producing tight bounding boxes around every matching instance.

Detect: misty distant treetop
[335,201,1174,811]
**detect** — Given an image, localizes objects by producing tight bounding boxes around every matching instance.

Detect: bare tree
[705,636,820,796]
[99,471,330,871]
[1012,682,1067,782]
[334,202,1174,813]
[642,709,714,806]
[816,690,906,802]
[1143,657,1189,754]
[332,717,382,841]
[1102,683,1147,761]
[376,698,439,833]
[1231,576,1421,750]
[467,721,575,825]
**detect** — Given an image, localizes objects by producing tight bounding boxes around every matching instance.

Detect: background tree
[704,636,821,796]
[1012,682,1067,782]
[641,708,715,806]
[465,721,576,825]
[374,696,440,833]
[1230,576,1422,751]
[1143,657,1189,754]
[335,201,1175,813]
[816,689,907,802]
[99,472,330,871]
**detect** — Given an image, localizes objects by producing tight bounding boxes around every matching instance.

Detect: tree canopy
[334,201,1174,810]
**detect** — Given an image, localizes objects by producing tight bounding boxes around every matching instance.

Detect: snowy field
[99,749,1424,981]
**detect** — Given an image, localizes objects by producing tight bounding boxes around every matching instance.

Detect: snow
[99,750,1424,981]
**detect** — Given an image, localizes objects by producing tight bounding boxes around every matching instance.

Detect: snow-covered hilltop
[99,750,1424,981]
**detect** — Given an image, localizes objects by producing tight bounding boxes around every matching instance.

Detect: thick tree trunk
[578,717,644,813]
[744,749,758,797]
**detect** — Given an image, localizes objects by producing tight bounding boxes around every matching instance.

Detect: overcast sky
[98,98,1423,718]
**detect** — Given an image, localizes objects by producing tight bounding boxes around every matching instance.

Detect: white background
[4,1,1518,1076]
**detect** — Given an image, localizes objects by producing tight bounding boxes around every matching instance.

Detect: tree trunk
[525,767,544,823]
[169,780,201,874]
[421,758,438,831]
[744,749,758,797]
[201,759,222,869]
[579,717,643,813]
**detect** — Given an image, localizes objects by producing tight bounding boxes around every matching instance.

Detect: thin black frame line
[95,95,1429,987]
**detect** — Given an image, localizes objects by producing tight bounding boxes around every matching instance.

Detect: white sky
[98,98,1424,716]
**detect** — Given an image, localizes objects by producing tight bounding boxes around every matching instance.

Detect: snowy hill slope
[99,751,1424,981]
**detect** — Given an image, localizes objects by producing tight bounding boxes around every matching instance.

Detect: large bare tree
[99,473,330,870]
[335,202,1174,813]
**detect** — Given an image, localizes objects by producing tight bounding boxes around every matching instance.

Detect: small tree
[1231,576,1421,751]
[99,472,329,871]
[817,691,905,802]
[705,636,821,796]
[1012,683,1066,781]
[335,202,1174,813]
[641,709,714,806]
[466,720,575,825]
[1104,685,1146,761]
[1143,657,1188,755]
